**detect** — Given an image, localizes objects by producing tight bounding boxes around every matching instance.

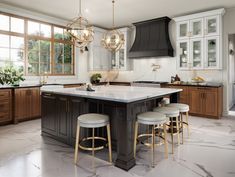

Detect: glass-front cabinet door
[190,18,203,38]
[205,36,219,69]
[177,21,189,39]
[177,40,189,69]
[111,52,118,69]
[190,38,203,69]
[118,48,125,70]
[111,48,126,70]
[205,16,219,36]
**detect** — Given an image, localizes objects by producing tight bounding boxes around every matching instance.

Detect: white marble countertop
[41,85,182,103]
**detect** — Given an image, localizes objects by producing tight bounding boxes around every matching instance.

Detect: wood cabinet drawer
[0,90,11,100]
[0,101,10,111]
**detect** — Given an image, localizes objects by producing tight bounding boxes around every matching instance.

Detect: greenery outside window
[0,13,75,76]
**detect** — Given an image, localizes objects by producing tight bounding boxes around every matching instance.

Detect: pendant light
[101,0,124,52]
[66,0,94,52]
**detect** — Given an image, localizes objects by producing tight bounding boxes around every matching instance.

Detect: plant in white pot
[0,66,25,86]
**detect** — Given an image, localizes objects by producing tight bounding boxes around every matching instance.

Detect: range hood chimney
[128,17,174,59]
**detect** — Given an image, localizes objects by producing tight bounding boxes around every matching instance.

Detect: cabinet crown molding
[173,8,225,22]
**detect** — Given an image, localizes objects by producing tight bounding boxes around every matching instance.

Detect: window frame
[0,11,75,76]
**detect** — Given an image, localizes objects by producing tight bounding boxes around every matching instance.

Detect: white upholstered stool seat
[134,111,168,166]
[167,103,190,141]
[137,112,167,125]
[167,103,189,112]
[153,106,180,154]
[160,98,170,106]
[78,113,109,128]
[74,113,112,165]
[153,107,179,117]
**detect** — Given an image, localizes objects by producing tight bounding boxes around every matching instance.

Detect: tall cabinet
[174,8,225,70]
[110,28,133,71]
[88,27,111,71]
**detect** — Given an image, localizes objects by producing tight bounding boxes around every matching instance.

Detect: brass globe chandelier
[67,0,94,52]
[101,0,125,52]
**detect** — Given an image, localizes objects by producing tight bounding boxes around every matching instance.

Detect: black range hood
[128,17,174,59]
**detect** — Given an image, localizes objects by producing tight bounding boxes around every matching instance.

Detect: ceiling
[1,0,235,28]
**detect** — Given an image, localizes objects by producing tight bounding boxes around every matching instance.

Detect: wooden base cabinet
[15,87,41,122]
[0,89,12,124]
[163,84,223,119]
[188,87,222,118]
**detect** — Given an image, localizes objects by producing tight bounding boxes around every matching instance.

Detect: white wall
[223,7,235,113]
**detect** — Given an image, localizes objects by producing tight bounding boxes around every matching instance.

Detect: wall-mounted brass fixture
[151,64,161,71]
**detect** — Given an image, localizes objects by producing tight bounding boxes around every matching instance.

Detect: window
[0,13,75,76]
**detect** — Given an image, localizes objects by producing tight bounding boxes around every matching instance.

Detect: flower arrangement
[0,66,25,86]
[90,73,102,84]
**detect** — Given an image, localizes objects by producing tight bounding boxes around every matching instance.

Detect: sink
[40,85,64,91]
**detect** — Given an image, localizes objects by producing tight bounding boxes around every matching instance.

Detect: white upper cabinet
[110,27,133,71]
[177,21,190,39]
[190,38,203,69]
[177,39,190,70]
[205,15,220,36]
[190,18,204,38]
[88,27,133,71]
[174,8,225,70]
[88,27,111,71]
[204,36,220,69]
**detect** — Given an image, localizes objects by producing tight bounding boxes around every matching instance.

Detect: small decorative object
[175,74,181,81]
[192,76,205,83]
[66,0,94,52]
[0,66,25,86]
[86,83,95,92]
[90,73,102,84]
[171,76,175,83]
[101,0,125,52]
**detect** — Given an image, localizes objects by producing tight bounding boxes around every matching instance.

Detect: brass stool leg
[163,123,168,159]
[133,122,139,158]
[170,118,174,154]
[106,124,112,163]
[181,113,184,144]
[92,128,95,169]
[151,125,155,168]
[186,111,190,137]
[74,122,80,164]
[176,116,180,146]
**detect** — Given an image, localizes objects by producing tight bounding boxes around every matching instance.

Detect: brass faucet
[152,64,161,71]
[40,72,48,85]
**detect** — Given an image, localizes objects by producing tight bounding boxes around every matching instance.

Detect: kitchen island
[41,85,181,170]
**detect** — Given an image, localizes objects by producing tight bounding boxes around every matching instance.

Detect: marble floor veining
[0,116,235,177]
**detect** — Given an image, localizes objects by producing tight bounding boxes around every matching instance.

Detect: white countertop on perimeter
[41,85,182,103]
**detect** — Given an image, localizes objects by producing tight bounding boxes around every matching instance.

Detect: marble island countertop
[41,85,182,103]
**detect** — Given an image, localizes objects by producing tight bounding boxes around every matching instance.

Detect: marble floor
[0,116,235,177]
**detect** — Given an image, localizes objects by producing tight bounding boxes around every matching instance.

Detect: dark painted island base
[41,92,179,171]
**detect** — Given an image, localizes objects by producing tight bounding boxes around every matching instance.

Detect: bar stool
[74,113,112,165]
[167,103,190,142]
[153,107,180,154]
[134,112,168,167]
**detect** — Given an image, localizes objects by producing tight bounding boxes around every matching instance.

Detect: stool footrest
[79,137,107,151]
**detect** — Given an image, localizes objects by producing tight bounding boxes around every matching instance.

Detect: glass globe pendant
[67,0,94,52]
[101,0,124,52]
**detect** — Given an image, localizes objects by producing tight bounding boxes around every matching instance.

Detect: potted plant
[0,66,25,86]
[90,73,102,84]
